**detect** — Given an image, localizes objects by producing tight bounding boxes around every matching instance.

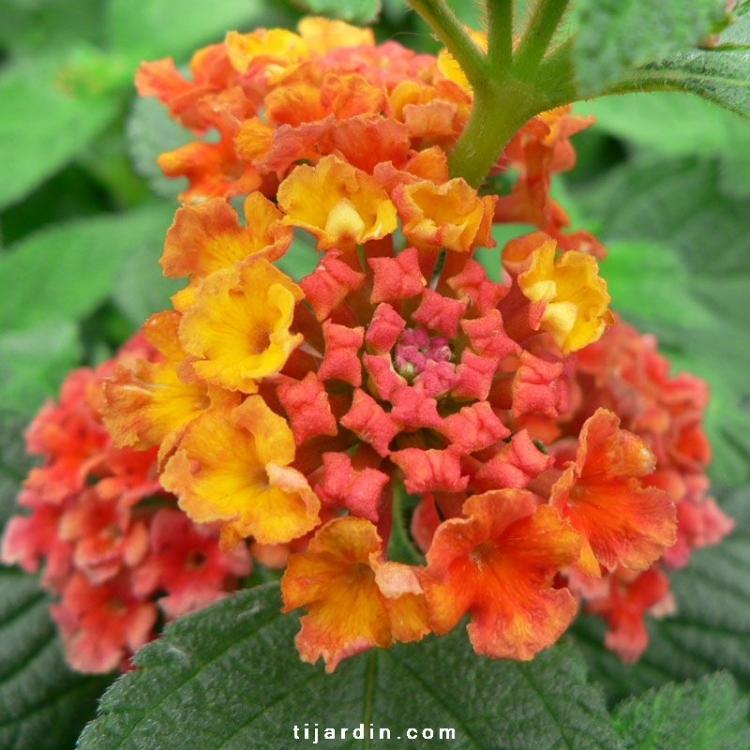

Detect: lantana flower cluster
[2,17,734,674]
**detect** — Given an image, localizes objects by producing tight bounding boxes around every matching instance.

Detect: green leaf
[0,204,175,413]
[612,673,750,750]
[572,0,726,94]
[576,93,750,195]
[0,59,122,210]
[288,0,381,25]
[110,240,182,326]
[0,0,106,57]
[106,0,299,67]
[619,48,750,122]
[0,320,81,417]
[577,92,750,159]
[276,232,320,281]
[718,13,750,47]
[0,567,111,750]
[0,410,34,529]
[573,486,750,704]
[578,157,749,273]
[0,203,175,334]
[126,97,190,200]
[601,239,718,334]
[78,584,625,750]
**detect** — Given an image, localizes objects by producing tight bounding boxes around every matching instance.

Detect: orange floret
[281,517,429,671]
[161,193,292,282]
[225,28,309,77]
[177,259,303,392]
[508,233,614,353]
[297,16,375,53]
[161,398,320,546]
[550,408,677,576]
[393,178,496,253]
[423,490,581,660]
[277,155,397,249]
[101,312,234,461]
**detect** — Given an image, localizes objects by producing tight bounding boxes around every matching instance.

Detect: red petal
[276,372,338,445]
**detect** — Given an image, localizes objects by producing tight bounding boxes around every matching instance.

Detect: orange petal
[225,28,308,76]
[393,178,496,253]
[297,16,375,53]
[424,490,581,660]
[277,155,397,250]
[550,408,677,575]
[514,236,614,353]
[101,312,234,459]
[178,259,303,392]
[282,518,396,671]
[161,193,292,280]
[161,400,319,544]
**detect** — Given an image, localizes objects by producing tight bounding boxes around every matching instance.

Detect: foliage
[1,1,749,748]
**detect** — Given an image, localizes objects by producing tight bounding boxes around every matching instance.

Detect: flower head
[77,15,729,675]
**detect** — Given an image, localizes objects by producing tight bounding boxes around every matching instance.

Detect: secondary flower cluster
[2,16,733,674]
[1,337,250,673]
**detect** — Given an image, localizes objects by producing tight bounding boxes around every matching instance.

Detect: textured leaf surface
[0,568,111,750]
[0,321,80,417]
[612,673,750,750]
[126,98,191,200]
[572,0,725,94]
[626,48,750,121]
[0,577,95,746]
[577,93,750,196]
[578,91,750,156]
[0,204,174,413]
[0,411,34,528]
[78,584,624,750]
[0,203,174,333]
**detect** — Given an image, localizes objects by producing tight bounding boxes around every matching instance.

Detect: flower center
[393,327,452,381]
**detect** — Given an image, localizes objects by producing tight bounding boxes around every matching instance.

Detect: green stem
[486,0,514,71]
[388,484,424,565]
[513,0,571,80]
[407,0,487,86]
[410,0,578,188]
[447,77,539,187]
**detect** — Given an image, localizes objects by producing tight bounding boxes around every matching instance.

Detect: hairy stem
[513,0,571,80]
[447,77,539,186]
[486,0,514,71]
[407,0,487,86]
[409,0,578,187]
